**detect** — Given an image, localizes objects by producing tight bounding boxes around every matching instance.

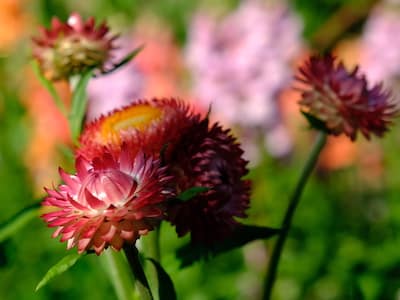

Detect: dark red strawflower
[41,144,172,254]
[32,13,117,80]
[296,54,398,140]
[166,118,251,244]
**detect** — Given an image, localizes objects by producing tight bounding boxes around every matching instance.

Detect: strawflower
[78,98,197,161]
[41,144,172,255]
[32,13,117,80]
[296,54,398,140]
[166,118,251,244]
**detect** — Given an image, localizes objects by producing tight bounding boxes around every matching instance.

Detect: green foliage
[0,202,41,243]
[147,258,177,300]
[176,186,210,202]
[176,225,280,267]
[36,253,83,291]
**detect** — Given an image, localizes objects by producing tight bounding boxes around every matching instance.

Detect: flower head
[42,145,172,254]
[32,13,117,80]
[77,98,197,161]
[166,118,251,244]
[296,54,398,140]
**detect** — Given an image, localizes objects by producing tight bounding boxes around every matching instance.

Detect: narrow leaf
[0,202,41,243]
[31,61,66,115]
[176,224,281,268]
[102,45,144,75]
[177,187,209,202]
[35,253,82,291]
[147,258,177,300]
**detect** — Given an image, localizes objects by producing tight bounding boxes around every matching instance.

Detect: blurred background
[1,0,400,299]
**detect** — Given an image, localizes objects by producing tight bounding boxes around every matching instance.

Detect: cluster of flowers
[41,98,251,254]
[32,13,251,255]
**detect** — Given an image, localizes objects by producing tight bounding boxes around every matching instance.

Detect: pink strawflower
[42,145,172,254]
[296,54,398,140]
[32,13,117,80]
[166,118,251,244]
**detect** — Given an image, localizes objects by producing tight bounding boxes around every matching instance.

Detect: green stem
[102,250,137,300]
[263,132,327,300]
[68,71,92,143]
[123,244,154,300]
[143,227,161,298]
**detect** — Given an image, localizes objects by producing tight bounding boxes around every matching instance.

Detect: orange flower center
[99,104,162,143]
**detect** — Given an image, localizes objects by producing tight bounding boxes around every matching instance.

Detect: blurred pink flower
[361,1,400,85]
[185,0,303,159]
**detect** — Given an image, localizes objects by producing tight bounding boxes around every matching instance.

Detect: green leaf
[147,258,177,300]
[177,187,209,202]
[0,202,41,243]
[35,253,83,291]
[176,224,281,268]
[69,70,93,141]
[31,61,66,115]
[301,111,330,133]
[102,45,144,75]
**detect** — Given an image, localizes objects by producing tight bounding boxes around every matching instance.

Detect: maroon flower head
[42,144,172,255]
[296,53,398,140]
[167,118,251,245]
[32,13,117,80]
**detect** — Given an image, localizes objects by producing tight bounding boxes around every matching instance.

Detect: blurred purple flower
[361,1,400,85]
[185,0,303,160]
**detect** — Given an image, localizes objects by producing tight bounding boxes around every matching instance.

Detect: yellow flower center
[99,104,162,143]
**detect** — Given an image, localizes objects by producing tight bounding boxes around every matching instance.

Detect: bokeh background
[1,0,400,299]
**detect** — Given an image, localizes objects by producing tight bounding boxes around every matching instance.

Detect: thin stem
[123,244,154,300]
[102,249,137,300]
[263,132,327,300]
[147,227,161,262]
[143,227,161,297]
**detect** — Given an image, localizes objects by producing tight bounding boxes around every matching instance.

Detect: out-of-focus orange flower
[0,0,29,51]
[133,16,186,99]
[319,135,358,170]
[22,71,71,195]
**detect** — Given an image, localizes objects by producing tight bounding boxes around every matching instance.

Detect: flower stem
[143,227,161,295]
[262,131,327,300]
[123,244,154,300]
[102,249,136,300]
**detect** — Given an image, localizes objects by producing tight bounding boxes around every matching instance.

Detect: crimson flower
[296,54,398,140]
[32,13,117,80]
[166,118,251,244]
[41,145,172,254]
